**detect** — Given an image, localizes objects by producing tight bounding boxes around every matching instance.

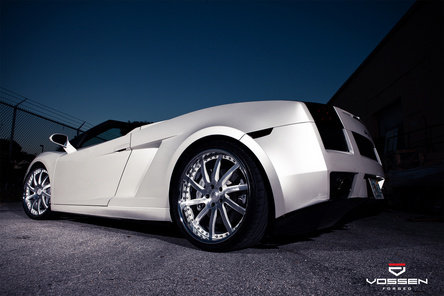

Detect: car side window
[79,127,124,148]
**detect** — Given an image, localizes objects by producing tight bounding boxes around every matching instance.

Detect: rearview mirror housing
[49,133,77,154]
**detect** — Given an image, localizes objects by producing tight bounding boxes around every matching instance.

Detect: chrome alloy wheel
[23,168,51,216]
[178,149,250,243]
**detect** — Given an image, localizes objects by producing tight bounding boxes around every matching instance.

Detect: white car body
[26,101,384,225]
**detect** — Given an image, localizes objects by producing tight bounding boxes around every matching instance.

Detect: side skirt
[51,204,171,222]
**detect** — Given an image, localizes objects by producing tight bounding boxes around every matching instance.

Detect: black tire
[22,166,52,220]
[170,139,269,251]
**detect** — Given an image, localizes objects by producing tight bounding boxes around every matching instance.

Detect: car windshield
[63,120,151,150]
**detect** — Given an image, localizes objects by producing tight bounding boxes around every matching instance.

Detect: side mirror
[49,133,77,154]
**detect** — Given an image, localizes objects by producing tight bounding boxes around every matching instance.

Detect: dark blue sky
[1,0,413,125]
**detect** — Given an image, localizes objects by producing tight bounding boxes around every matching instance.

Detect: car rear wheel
[23,167,52,219]
[170,140,269,251]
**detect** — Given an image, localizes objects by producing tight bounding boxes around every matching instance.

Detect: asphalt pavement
[1,202,443,296]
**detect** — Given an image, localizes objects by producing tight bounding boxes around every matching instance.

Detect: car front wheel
[23,167,52,219]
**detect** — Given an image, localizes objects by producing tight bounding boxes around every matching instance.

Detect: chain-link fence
[1,93,92,200]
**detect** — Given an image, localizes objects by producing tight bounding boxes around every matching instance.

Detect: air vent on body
[352,132,378,161]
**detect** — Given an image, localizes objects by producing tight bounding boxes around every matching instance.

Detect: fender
[165,126,284,218]
[25,152,64,190]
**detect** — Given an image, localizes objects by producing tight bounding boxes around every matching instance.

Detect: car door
[52,132,131,206]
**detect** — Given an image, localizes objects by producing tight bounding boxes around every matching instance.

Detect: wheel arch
[167,127,283,221]
[23,162,46,188]
[25,153,61,189]
[27,161,46,173]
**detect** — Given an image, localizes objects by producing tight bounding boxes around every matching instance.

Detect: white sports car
[23,101,384,251]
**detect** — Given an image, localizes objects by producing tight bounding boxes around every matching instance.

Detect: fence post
[77,121,86,135]
[8,99,27,163]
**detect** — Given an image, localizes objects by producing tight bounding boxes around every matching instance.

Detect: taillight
[305,102,349,152]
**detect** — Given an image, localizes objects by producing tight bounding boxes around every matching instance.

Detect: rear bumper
[254,111,384,218]
[271,198,384,236]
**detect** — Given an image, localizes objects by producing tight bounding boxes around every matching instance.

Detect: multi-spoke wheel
[171,140,269,251]
[23,167,52,219]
